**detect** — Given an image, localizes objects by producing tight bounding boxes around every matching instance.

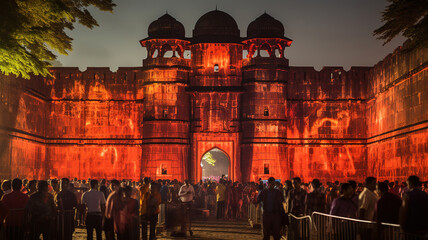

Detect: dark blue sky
[56,0,405,71]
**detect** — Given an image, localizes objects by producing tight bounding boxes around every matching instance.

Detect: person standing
[359,177,378,221]
[288,177,307,216]
[215,179,226,219]
[305,179,325,214]
[25,180,56,240]
[159,180,169,226]
[82,179,106,240]
[140,177,151,240]
[105,179,121,240]
[375,182,401,224]
[358,177,378,240]
[256,177,284,240]
[330,183,358,218]
[55,178,78,240]
[178,179,195,236]
[400,175,428,236]
[0,178,29,240]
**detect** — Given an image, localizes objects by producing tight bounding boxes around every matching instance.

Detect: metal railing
[287,213,312,240]
[311,212,428,240]
[0,208,77,240]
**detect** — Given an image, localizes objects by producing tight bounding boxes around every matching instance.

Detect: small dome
[247,13,285,39]
[193,10,240,43]
[148,13,185,39]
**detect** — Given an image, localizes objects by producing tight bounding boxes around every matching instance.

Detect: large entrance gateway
[201,148,230,181]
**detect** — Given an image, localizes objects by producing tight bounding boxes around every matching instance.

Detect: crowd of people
[0,174,427,240]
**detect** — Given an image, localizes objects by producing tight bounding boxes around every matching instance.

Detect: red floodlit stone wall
[45,67,143,180]
[286,67,370,183]
[0,74,48,179]
[1,41,426,183]
[367,46,428,181]
[241,60,288,182]
[140,39,191,181]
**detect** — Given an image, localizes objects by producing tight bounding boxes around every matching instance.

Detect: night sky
[56,0,405,71]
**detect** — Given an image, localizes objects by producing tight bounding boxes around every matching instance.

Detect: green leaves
[0,0,115,79]
[374,0,428,51]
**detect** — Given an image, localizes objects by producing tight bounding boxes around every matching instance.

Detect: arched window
[260,43,271,57]
[161,44,173,58]
[152,49,159,58]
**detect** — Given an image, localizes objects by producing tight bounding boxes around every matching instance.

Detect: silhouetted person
[26,180,56,240]
[55,178,77,240]
[257,177,284,240]
[82,179,106,240]
[330,183,358,240]
[140,177,151,240]
[105,179,120,240]
[330,183,358,218]
[305,179,325,214]
[400,175,428,236]
[27,180,37,196]
[375,182,401,224]
[216,179,226,219]
[0,178,29,240]
[178,179,195,236]
[288,177,306,216]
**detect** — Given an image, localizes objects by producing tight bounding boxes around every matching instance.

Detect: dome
[247,13,285,39]
[193,10,240,43]
[147,13,185,39]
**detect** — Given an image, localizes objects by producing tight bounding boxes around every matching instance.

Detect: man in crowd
[400,175,428,236]
[25,180,56,240]
[305,179,325,214]
[358,177,378,240]
[288,177,306,216]
[0,178,29,240]
[140,177,151,240]
[256,177,284,240]
[330,183,358,218]
[1,180,11,197]
[359,177,378,221]
[27,180,37,196]
[178,179,195,236]
[105,179,120,240]
[216,178,226,219]
[82,179,106,240]
[375,181,401,224]
[55,178,78,240]
[159,180,169,226]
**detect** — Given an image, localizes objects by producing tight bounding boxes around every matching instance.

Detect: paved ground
[73,219,264,240]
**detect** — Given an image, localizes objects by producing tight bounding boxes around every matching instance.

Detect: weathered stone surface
[0,11,426,182]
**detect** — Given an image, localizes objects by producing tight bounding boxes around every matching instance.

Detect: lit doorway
[200,148,230,182]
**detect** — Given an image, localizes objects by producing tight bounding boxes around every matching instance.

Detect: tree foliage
[0,0,115,79]
[374,0,428,51]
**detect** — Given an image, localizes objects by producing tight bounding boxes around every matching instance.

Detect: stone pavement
[73,219,264,240]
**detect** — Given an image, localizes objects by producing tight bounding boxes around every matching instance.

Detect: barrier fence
[285,212,428,240]
[0,208,76,240]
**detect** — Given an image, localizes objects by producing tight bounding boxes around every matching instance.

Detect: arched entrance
[200,148,230,181]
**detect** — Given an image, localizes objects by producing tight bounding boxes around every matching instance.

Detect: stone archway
[200,147,230,182]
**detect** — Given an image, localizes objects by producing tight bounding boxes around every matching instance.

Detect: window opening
[264,107,269,116]
[161,165,167,175]
[214,64,219,72]
[264,164,270,174]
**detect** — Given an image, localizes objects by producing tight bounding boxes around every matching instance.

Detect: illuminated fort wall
[285,66,369,183]
[0,45,426,182]
[0,68,144,180]
[367,46,428,181]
